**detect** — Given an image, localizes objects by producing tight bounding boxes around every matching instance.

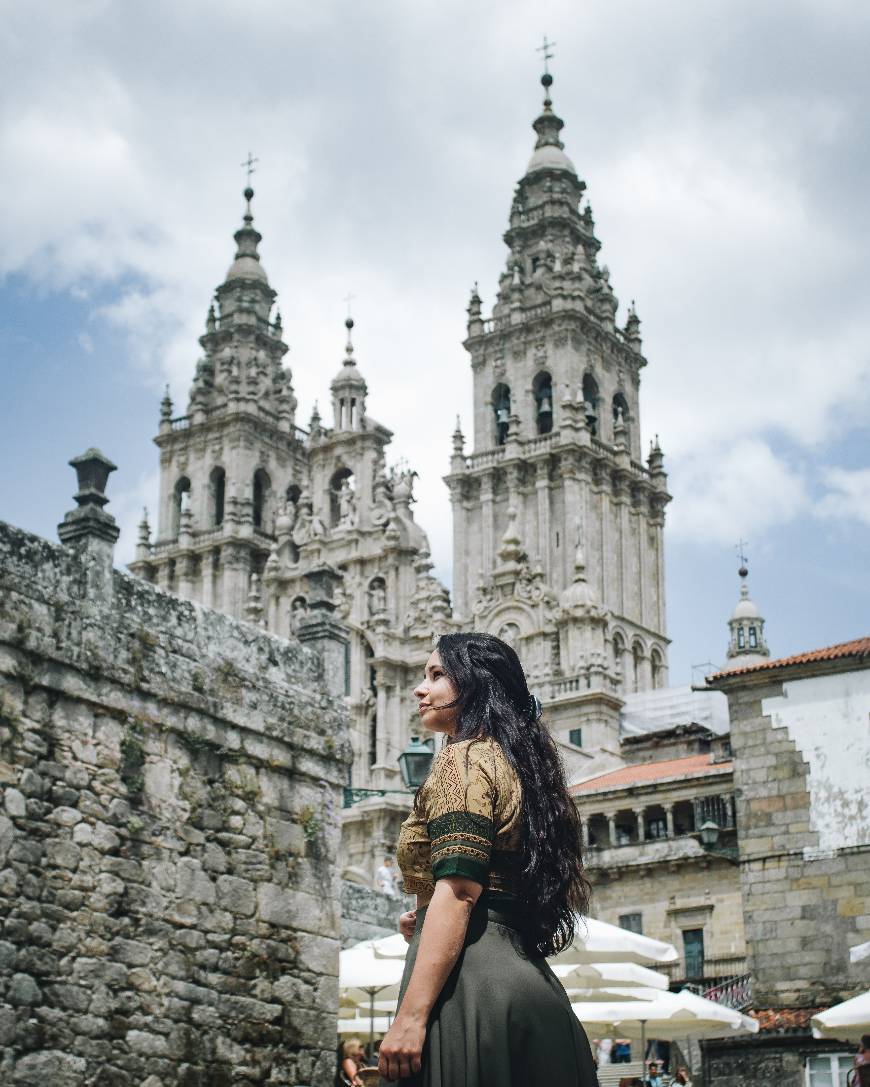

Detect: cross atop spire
[735,539,749,575]
[536,35,556,76]
[241,152,258,185]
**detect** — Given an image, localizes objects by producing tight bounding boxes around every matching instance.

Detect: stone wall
[0,512,350,1087]
[704,657,870,1087]
[723,671,870,1008]
[339,882,405,948]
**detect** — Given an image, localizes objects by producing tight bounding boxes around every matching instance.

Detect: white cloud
[815,466,870,528]
[666,438,810,544]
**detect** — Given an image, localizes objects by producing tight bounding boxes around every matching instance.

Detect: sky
[1,0,868,685]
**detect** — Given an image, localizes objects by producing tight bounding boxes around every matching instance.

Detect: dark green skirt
[380,901,598,1087]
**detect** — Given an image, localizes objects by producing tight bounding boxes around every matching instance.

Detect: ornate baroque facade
[128,189,455,879]
[446,71,671,755]
[130,71,673,878]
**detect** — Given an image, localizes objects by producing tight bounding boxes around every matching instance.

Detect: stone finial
[135,508,151,562]
[245,572,265,627]
[160,385,173,432]
[58,448,120,599]
[625,299,642,351]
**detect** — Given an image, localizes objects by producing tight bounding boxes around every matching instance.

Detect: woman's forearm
[397,877,479,1023]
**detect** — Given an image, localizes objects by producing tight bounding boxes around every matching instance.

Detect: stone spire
[187,187,293,422]
[330,316,367,431]
[726,557,770,666]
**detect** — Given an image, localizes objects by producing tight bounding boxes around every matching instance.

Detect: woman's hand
[399,909,417,942]
[378,1013,425,1082]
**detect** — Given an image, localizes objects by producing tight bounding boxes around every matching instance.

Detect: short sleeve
[422,742,496,887]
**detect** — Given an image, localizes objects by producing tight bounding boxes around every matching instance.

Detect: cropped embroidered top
[396,737,524,905]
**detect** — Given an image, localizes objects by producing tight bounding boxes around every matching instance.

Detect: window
[806,1054,853,1087]
[252,468,271,529]
[619,913,642,934]
[582,373,599,435]
[612,392,630,428]
[569,728,583,748]
[683,928,705,979]
[492,383,511,445]
[749,626,758,648]
[651,650,664,689]
[646,817,667,840]
[737,627,745,649]
[209,467,225,527]
[172,476,191,536]
[368,715,377,768]
[533,372,553,435]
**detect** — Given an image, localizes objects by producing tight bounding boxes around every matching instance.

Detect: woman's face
[414,650,460,736]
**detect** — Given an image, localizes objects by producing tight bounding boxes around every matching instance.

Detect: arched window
[651,649,665,690]
[285,483,301,508]
[209,467,225,527]
[632,643,643,692]
[748,626,758,648]
[612,392,630,429]
[492,383,511,445]
[329,467,354,527]
[252,468,271,530]
[172,476,191,536]
[533,372,553,435]
[737,627,746,649]
[612,633,625,687]
[582,373,599,435]
[368,714,378,768]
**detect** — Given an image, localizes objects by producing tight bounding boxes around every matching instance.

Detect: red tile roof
[708,636,870,682]
[571,753,732,794]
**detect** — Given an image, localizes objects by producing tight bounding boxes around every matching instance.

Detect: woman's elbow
[440,876,483,908]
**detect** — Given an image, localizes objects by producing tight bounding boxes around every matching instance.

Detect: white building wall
[762,669,870,851]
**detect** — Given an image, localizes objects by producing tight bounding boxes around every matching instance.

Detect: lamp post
[699,820,720,848]
[343,737,435,807]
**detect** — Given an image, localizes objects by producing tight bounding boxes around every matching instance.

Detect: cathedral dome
[226,254,268,282]
[526,144,576,175]
[731,596,761,621]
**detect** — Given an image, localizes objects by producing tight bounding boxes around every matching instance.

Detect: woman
[378,632,598,1086]
[338,1037,366,1086]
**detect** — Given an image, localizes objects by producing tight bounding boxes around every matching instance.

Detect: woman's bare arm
[378,876,482,1081]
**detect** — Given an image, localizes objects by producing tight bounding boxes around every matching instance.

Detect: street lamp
[397,736,435,789]
[342,737,435,807]
[699,820,720,848]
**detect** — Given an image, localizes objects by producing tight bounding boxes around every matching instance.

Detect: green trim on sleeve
[431,853,489,886]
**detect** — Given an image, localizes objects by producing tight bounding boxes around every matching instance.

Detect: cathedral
[130,70,678,877]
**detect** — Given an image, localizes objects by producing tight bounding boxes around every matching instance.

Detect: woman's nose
[413,681,427,699]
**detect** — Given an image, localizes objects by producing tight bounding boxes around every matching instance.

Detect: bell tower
[445,70,671,752]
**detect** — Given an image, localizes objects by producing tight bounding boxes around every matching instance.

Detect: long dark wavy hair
[428,631,591,956]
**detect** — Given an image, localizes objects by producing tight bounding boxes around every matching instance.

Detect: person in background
[673,1067,693,1086]
[338,1038,366,1086]
[646,1061,663,1087]
[597,1037,613,1066]
[375,855,398,898]
[854,1035,870,1086]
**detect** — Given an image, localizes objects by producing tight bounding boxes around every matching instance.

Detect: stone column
[607,814,617,847]
[535,459,550,576]
[57,448,120,603]
[634,807,646,843]
[297,564,350,700]
[480,473,494,575]
[580,820,590,849]
[664,803,675,839]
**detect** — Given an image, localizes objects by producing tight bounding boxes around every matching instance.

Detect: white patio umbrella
[338,1014,393,1036]
[339,945,406,1057]
[551,916,679,967]
[371,917,679,968]
[553,961,670,991]
[811,990,870,1042]
[572,988,758,1070]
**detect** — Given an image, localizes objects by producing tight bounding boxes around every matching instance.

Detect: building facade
[703,638,870,1087]
[128,189,455,879]
[445,70,672,757]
